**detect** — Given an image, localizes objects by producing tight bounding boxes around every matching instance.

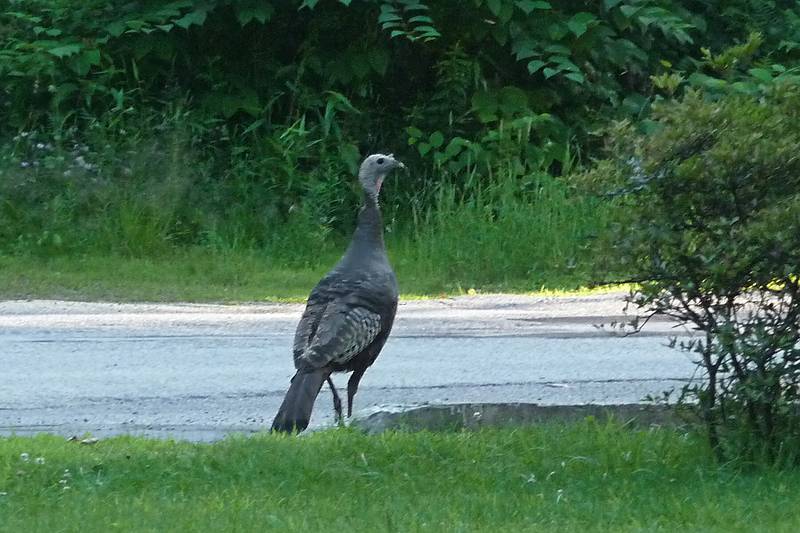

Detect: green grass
[0,250,618,302]
[0,172,613,302]
[1,423,798,532]
[0,250,331,302]
[392,173,610,294]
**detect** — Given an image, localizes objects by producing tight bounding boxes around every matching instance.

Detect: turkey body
[271,155,401,433]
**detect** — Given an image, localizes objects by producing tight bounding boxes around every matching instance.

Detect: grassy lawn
[1,423,797,532]
[0,251,612,303]
[0,251,329,302]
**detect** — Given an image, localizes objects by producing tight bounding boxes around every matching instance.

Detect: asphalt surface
[0,293,698,440]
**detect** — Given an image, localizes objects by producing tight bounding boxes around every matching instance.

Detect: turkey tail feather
[271,369,330,433]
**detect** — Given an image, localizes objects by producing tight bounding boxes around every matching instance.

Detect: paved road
[0,293,697,440]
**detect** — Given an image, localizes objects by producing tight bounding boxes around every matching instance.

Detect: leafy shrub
[1,0,799,276]
[581,86,800,465]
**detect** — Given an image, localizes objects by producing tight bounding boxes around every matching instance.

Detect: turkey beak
[388,154,405,170]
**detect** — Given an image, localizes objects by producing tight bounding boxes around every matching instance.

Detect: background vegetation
[2,0,799,295]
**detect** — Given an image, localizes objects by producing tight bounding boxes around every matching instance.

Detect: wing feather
[298,303,382,368]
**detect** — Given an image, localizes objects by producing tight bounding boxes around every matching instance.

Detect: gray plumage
[271,153,403,433]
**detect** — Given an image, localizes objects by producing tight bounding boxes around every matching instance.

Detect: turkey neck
[341,190,386,265]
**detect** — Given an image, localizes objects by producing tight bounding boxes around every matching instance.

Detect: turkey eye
[377,158,385,165]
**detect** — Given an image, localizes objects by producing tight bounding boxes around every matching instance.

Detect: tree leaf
[175,10,207,29]
[429,131,445,148]
[567,12,597,37]
[527,59,546,73]
[378,12,402,23]
[515,0,551,14]
[48,44,82,58]
[564,71,585,83]
[543,67,559,79]
[237,4,275,26]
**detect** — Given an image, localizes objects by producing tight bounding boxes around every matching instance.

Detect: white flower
[34,457,45,465]
[20,161,30,168]
[19,453,29,462]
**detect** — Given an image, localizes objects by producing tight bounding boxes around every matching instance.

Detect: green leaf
[70,49,101,75]
[471,91,498,122]
[564,71,585,83]
[550,56,580,72]
[748,68,773,83]
[406,126,424,139]
[237,4,275,26]
[299,0,320,8]
[515,0,551,14]
[487,0,503,17]
[687,72,728,90]
[444,138,465,157]
[544,44,570,54]
[527,59,546,73]
[429,131,445,148]
[243,118,265,135]
[543,67,559,79]
[175,10,207,29]
[48,44,82,58]
[567,12,597,37]
[604,0,624,9]
[378,12,402,23]
[368,48,389,75]
[339,143,360,174]
[498,86,528,113]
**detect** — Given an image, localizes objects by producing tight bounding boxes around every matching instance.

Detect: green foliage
[3,424,800,530]
[393,169,607,292]
[1,0,799,289]
[580,87,800,465]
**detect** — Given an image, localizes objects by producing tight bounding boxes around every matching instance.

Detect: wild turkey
[271,153,404,433]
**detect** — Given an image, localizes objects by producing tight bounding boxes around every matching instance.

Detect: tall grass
[0,113,611,298]
[392,169,609,293]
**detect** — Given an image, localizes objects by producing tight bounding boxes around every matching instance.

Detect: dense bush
[581,87,800,464]
[0,0,799,278]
